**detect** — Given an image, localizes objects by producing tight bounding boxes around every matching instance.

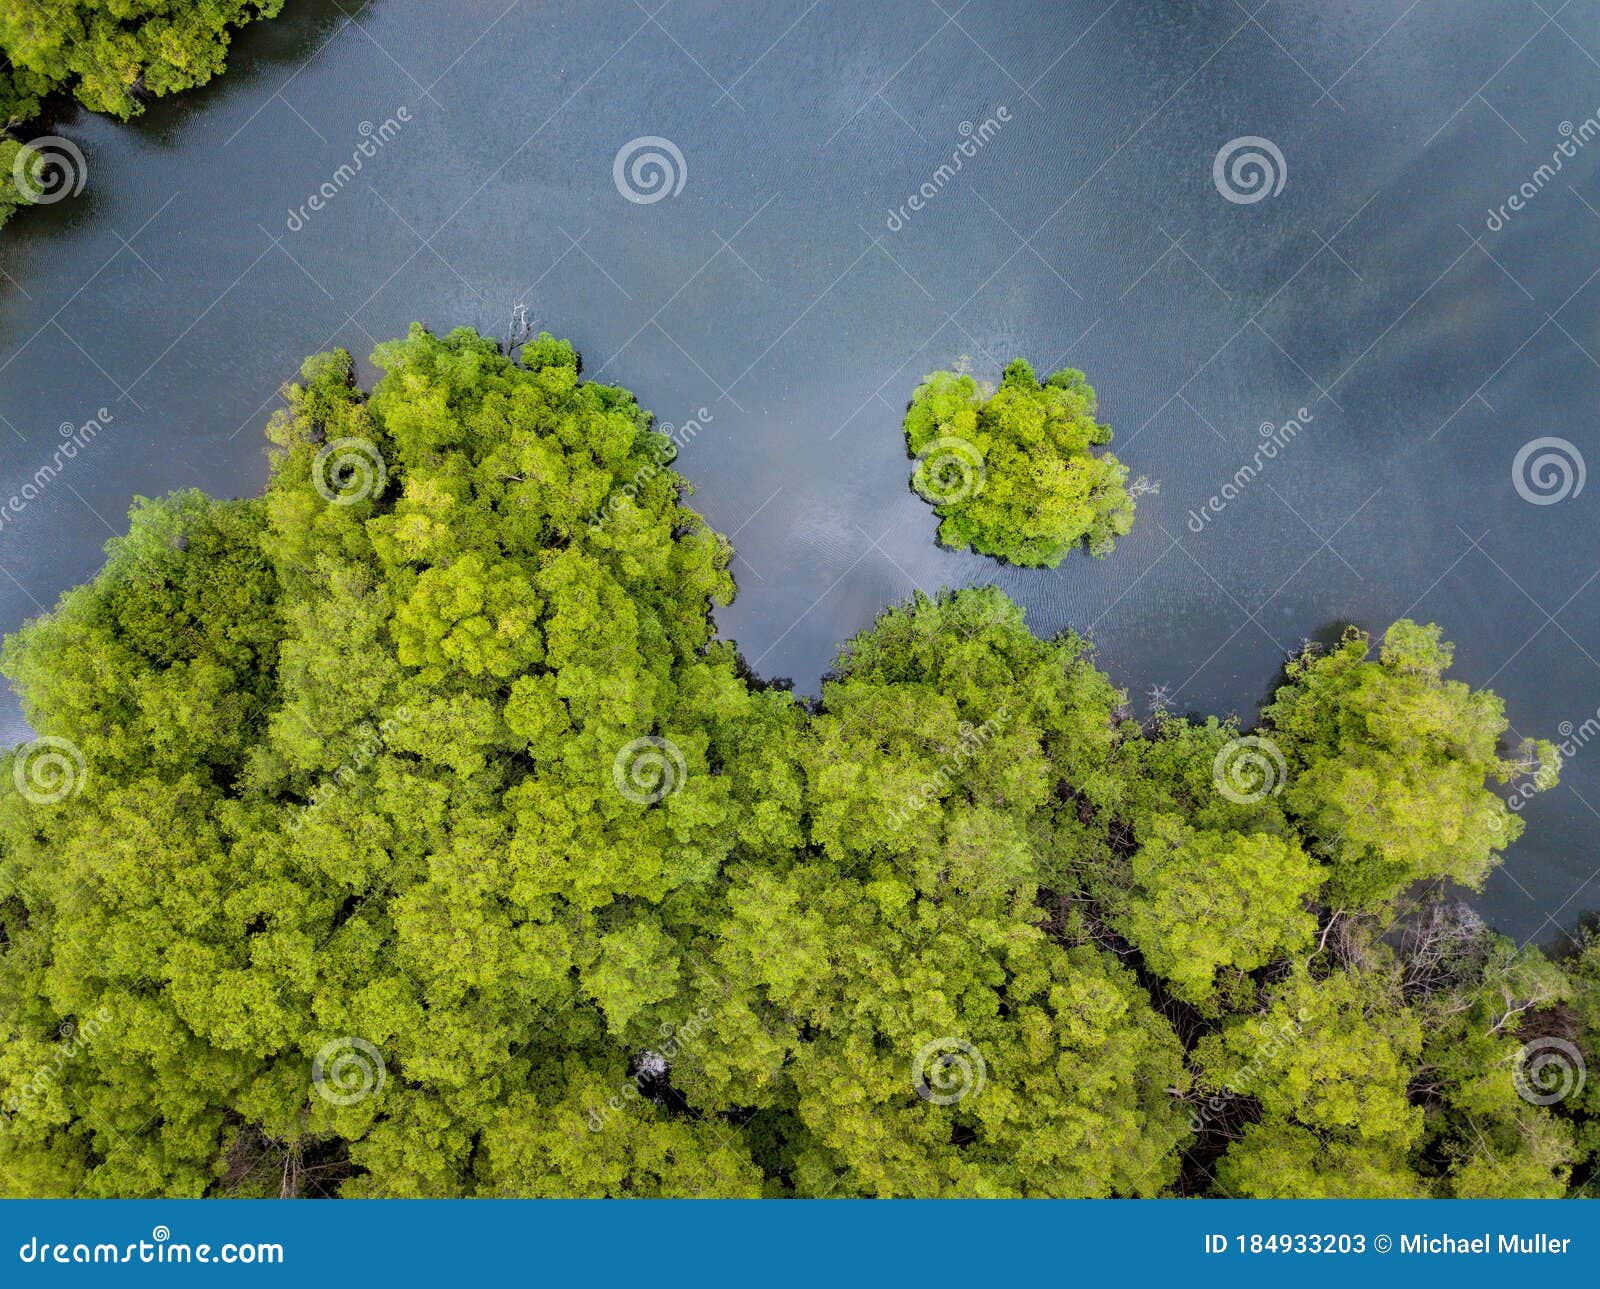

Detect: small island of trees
[903,357,1137,566]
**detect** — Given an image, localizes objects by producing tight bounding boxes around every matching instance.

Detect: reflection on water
[1,0,1598,942]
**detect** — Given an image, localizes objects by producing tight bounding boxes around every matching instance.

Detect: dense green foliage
[903,358,1136,566]
[1263,620,1550,909]
[1,325,1594,1199]
[1,1,283,226]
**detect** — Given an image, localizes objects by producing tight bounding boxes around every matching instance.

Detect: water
[2,0,1598,944]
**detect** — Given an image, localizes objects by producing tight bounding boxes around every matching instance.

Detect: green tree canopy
[1,1,283,121]
[0,325,1583,1199]
[1,1,285,227]
[1263,623,1553,908]
[902,359,1136,566]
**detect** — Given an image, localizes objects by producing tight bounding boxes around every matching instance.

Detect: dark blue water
[2,0,1598,944]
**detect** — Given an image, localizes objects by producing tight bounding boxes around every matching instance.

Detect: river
[1,0,1597,943]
